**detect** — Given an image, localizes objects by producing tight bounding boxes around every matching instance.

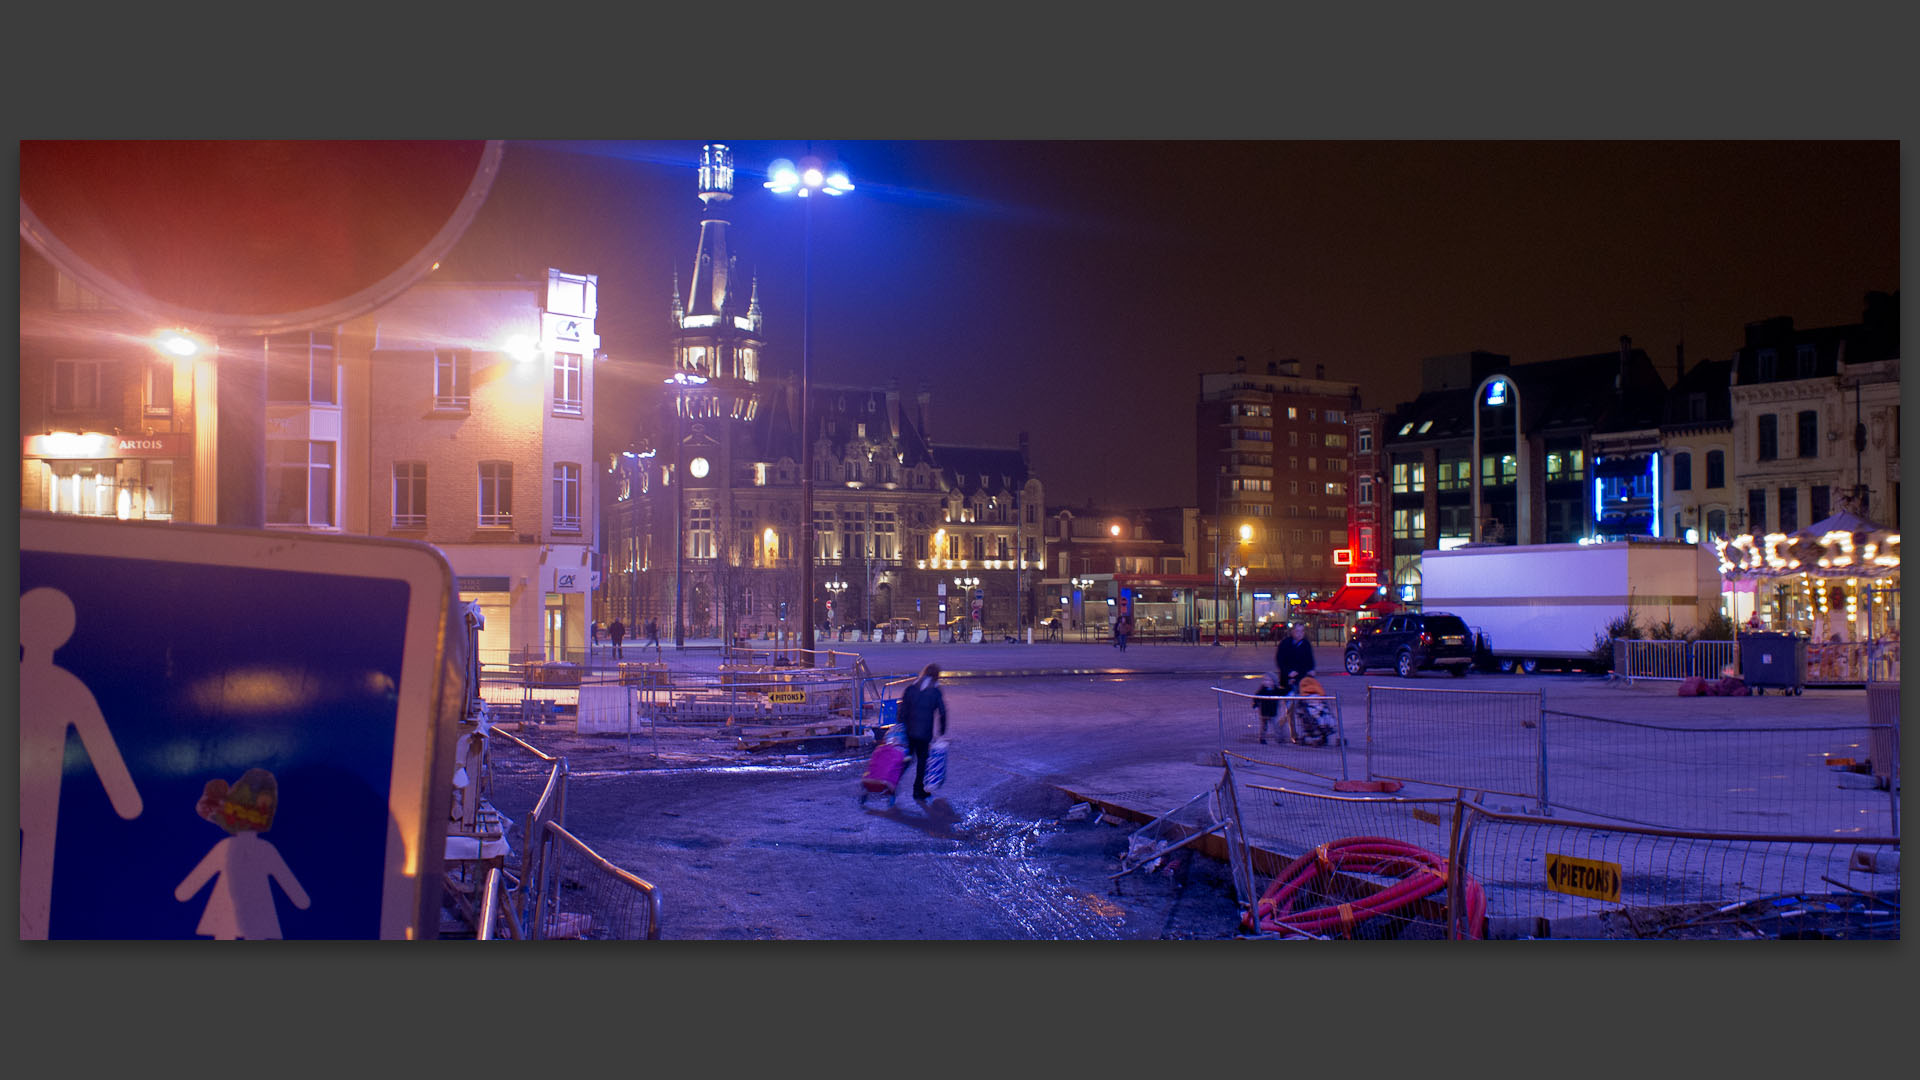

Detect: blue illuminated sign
[1485,379,1508,407]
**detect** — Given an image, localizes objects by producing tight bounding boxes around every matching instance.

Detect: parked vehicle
[1344,612,1476,677]
[1420,540,1722,674]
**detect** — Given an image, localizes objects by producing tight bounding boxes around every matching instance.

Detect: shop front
[23,431,187,522]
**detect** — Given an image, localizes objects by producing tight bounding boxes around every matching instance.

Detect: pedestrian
[1114,613,1132,652]
[610,618,626,658]
[898,662,949,802]
[590,621,602,649]
[644,617,660,649]
[1251,678,1282,745]
[1274,622,1316,743]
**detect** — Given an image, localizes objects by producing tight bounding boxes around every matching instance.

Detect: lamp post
[824,576,848,638]
[955,575,980,641]
[1225,565,1248,644]
[765,153,853,666]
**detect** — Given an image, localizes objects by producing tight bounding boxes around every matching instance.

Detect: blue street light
[764,153,852,664]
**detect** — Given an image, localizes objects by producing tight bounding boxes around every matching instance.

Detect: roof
[931,445,1029,497]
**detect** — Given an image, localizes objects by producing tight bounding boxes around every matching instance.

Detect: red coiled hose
[1243,836,1486,939]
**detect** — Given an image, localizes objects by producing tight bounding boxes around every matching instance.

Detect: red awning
[1299,585,1379,612]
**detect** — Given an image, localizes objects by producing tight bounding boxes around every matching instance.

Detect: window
[1810,484,1831,523]
[553,352,583,417]
[813,509,835,557]
[1756,415,1778,461]
[552,463,581,532]
[51,359,103,411]
[1326,409,1344,423]
[142,461,174,520]
[1706,450,1725,489]
[1778,486,1798,533]
[54,271,114,310]
[688,505,713,558]
[1671,452,1692,492]
[267,331,337,404]
[1795,345,1816,377]
[1707,509,1726,538]
[144,358,174,418]
[1357,476,1374,505]
[1287,407,1298,420]
[1747,489,1766,534]
[436,349,472,410]
[1324,481,1346,497]
[1688,393,1707,421]
[1358,526,1374,557]
[479,462,513,528]
[1436,460,1469,492]
[1392,508,1426,539]
[1796,411,1817,458]
[1357,428,1373,453]
[1325,433,1347,449]
[874,511,897,560]
[971,535,986,560]
[841,509,866,560]
[1480,455,1517,485]
[1288,431,1299,447]
[267,440,335,527]
[1757,349,1777,381]
[393,462,427,528]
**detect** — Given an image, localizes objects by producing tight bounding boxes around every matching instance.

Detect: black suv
[1343,612,1475,678]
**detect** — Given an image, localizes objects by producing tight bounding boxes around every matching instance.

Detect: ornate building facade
[599,144,1044,644]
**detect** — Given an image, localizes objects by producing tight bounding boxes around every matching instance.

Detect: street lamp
[954,575,980,640]
[766,152,853,667]
[1225,565,1248,644]
[824,576,849,636]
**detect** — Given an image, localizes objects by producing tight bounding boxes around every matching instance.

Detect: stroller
[1289,675,1338,746]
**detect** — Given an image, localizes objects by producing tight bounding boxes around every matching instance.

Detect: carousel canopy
[1716,509,1900,579]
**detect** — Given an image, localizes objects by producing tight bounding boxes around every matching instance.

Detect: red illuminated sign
[1332,548,1352,565]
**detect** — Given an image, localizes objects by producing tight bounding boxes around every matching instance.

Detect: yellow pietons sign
[768,690,806,704]
[1544,853,1622,902]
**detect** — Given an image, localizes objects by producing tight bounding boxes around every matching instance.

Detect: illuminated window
[688,505,713,558]
[553,352,584,417]
[1324,481,1346,497]
[268,440,335,527]
[479,462,512,528]
[393,462,427,528]
[1359,526,1374,556]
[435,349,472,410]
[1325,433,1347,449]
[874,511,897,560]
[268,331,338,404]
[552,463,581,532]
[1397,422,1413,436]
[1392,508,1426,539]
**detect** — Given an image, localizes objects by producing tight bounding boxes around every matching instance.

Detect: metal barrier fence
[481,728,567,940]
[1540,712,1900,836]
[1458,807,1899,940]
[1364,686,1545,811]
[1614,638,1895,685]
[530,820,663,940]
[1221,755,1474,939]
[1211,685,1352,780]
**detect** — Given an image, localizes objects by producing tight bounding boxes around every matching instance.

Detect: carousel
[1714,509,1900,682]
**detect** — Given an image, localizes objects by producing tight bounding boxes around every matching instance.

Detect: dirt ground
[480,727,1246,940]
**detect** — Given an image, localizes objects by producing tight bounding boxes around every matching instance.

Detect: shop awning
[1299,585,1385,612]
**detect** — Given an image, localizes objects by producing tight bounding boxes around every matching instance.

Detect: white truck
[1419,540,1722,673]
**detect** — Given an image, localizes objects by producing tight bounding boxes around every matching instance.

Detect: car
[1343,611,1476,678]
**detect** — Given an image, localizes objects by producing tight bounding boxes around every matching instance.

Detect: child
[1294,675,1336,746]
[1252,678,1283,745]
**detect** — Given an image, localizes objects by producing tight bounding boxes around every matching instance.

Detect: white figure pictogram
[19,586,144,939]
[175,769,310,939]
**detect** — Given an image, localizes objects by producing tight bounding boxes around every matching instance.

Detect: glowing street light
[764,151,853,664]
[1225,565,1248,644]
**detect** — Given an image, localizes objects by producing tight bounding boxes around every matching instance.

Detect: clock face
[689,456,710,479]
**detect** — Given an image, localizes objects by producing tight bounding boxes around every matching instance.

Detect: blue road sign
[19,514,458,940]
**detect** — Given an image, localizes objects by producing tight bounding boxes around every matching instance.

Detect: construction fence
[1614,637,1898,685]
[1217,753,1899,940]
[1209,684,1900,836]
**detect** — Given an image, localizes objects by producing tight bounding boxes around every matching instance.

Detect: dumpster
[1739,632,1806,696]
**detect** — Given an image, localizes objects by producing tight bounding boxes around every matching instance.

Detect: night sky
[435,140,1900,510]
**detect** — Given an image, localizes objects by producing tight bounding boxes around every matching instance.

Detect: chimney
[1617,335,1631,392]
[1235,355,1247,373]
